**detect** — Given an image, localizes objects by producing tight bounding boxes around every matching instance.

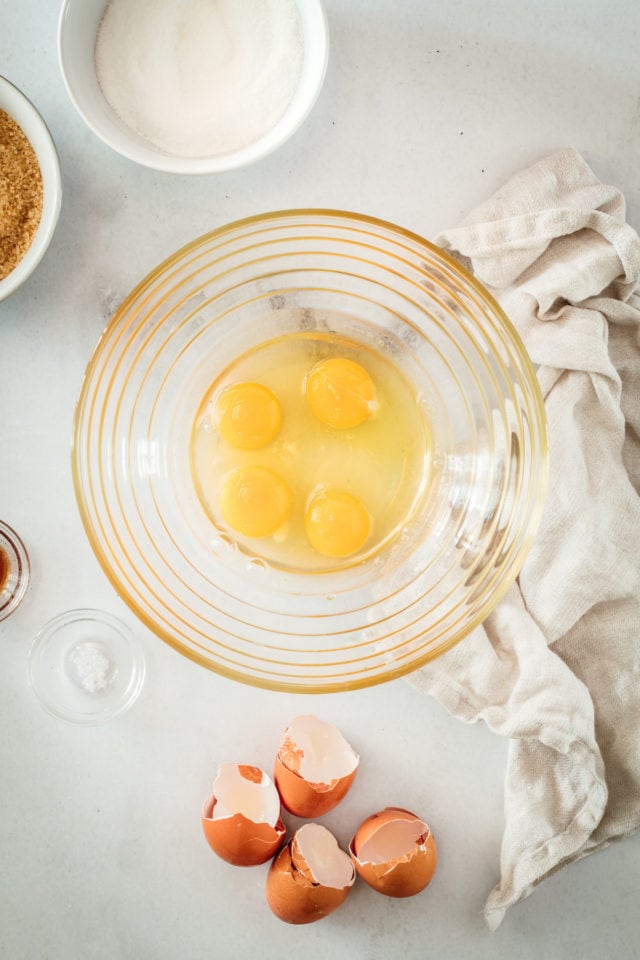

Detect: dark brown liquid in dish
[0,548,9,591]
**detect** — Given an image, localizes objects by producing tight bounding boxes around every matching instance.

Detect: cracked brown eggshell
[274,715,359,818]
[266,823,356,924]
[349,806,438,897]
[202,763,286,866]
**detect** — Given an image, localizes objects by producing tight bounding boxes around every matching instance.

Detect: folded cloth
[408,148,640,930]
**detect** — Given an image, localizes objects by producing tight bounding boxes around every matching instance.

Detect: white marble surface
[2,1,640,958]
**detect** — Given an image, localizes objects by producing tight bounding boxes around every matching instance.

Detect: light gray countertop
[1,2,639,958]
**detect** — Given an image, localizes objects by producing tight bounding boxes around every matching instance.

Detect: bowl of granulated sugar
[58,0,329,174]
[0,77,61,301]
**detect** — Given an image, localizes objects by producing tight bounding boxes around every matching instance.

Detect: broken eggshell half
[349,806,438,897]
[274,714,359,818]
[202,763,286,866]
[267,823,356,924]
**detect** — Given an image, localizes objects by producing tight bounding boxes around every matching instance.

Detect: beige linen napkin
[409,147,640,929]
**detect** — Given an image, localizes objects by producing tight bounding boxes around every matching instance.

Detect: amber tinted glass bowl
[72,211,547,692]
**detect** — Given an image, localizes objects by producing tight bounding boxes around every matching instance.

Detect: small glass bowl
[0,520,31,620]
[28,609,145,724]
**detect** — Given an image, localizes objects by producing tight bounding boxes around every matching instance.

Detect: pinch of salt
[69,643,113,694]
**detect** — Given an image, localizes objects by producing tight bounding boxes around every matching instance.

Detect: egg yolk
[217,382,282,449]
[305,357,377,430]
[220,466,292,538]
[304,488,372,558]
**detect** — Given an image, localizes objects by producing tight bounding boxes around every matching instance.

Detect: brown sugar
[0,108,43,282]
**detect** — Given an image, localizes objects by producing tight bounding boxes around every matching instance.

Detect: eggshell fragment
[267,823,355,924]
[202,763,286,866]
[274,715,359,817]
[349,807,437,897]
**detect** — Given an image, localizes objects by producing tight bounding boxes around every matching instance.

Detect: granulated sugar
[95,0,304,158]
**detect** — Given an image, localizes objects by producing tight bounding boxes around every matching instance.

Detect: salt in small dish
[28,608,145,725]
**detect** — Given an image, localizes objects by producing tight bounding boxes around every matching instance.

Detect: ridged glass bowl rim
[71,209,548,693]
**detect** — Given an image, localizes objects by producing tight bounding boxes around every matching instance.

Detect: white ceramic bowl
[58,0,329,174]
[0,77,62,302]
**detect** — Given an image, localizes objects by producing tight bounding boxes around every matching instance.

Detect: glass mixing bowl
[72,210,547,692]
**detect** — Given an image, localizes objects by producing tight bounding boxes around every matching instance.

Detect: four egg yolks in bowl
[191,333,431,572]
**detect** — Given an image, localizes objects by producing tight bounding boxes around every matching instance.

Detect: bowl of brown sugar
[0,76,61,301]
